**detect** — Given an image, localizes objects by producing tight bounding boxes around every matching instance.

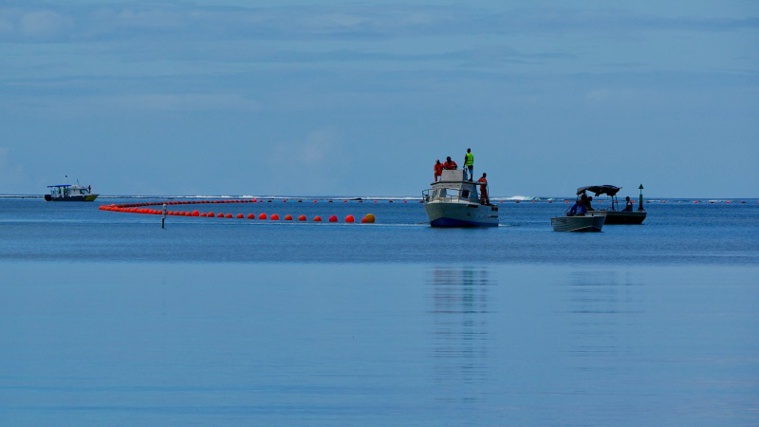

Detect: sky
[1,1,757,198]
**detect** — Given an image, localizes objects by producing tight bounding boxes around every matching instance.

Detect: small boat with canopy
[576,185,647,225]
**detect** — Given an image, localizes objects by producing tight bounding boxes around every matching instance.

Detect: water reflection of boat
[44,184,98,202]
[422,169,498,227]
[576,185,647,225]
[551,213,606,232]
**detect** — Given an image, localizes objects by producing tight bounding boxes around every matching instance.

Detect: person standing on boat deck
[463,148,474,181]
[434,159,443,182]
[443,156,457,170]
[477,173,489,205]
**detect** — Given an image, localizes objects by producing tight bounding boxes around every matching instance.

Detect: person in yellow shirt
[463,148,474,180]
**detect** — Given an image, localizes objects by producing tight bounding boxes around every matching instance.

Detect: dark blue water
[1,197,758,426]
[1,197,757,264]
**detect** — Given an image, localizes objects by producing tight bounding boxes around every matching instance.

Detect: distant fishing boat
[44,184,98,202]
[422,169,498,227]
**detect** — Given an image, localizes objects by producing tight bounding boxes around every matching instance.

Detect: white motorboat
[422,169,498,227]
[551,212,606,232]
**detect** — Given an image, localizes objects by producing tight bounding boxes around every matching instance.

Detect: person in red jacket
[477,173,489,205]
[433,159,443,182]
[442,156,458,170]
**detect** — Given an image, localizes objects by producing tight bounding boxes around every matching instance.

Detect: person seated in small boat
[580,192,594,211]
[442,156,457,170]
[567,199,587,216]
[622,196,634,211]
[477,173,489,205]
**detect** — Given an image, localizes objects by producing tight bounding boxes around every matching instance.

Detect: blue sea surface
[1,197,758,426]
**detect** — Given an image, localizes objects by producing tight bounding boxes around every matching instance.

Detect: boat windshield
[426,186,478,203]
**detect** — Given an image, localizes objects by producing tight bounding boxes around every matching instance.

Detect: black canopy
[576,185,621,197]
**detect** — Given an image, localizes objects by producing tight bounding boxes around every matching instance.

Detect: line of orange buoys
[98,199,376,223]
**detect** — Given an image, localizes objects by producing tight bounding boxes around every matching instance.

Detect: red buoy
[270,214,280,220]
[225,213,233,218]
[284,214,293,221]
[345,215,355,223]
[298,214,307,221]
[313,216,322,222]
[247,213,255,219]
[236,213,244,219]
[329,215,338,222]
[259,213,267,220]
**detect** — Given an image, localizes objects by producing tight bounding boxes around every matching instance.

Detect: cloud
[298,129,342,165]
[585,88,609,102]
[1,3,755,44]
[0,8,73,41]
[106,92,262,113]
[0,147,27,189]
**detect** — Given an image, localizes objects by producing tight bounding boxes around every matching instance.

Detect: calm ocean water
[1,197,758,426]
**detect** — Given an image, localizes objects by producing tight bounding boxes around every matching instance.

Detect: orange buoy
[284,214,293,221]
[345,215,355,223]
[328,215,338,222]
[313,216,322,222]
[362,213,375,223]
[298,214,307,221]
[259,213,267,220]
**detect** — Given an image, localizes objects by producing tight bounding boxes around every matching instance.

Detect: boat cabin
[424,170,483,205]
[48,184,91,198]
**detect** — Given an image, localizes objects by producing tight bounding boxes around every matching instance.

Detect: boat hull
[603,210,646,225]
[551,213,605,232]
[44,194,98,202]
[424,202,498,227]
